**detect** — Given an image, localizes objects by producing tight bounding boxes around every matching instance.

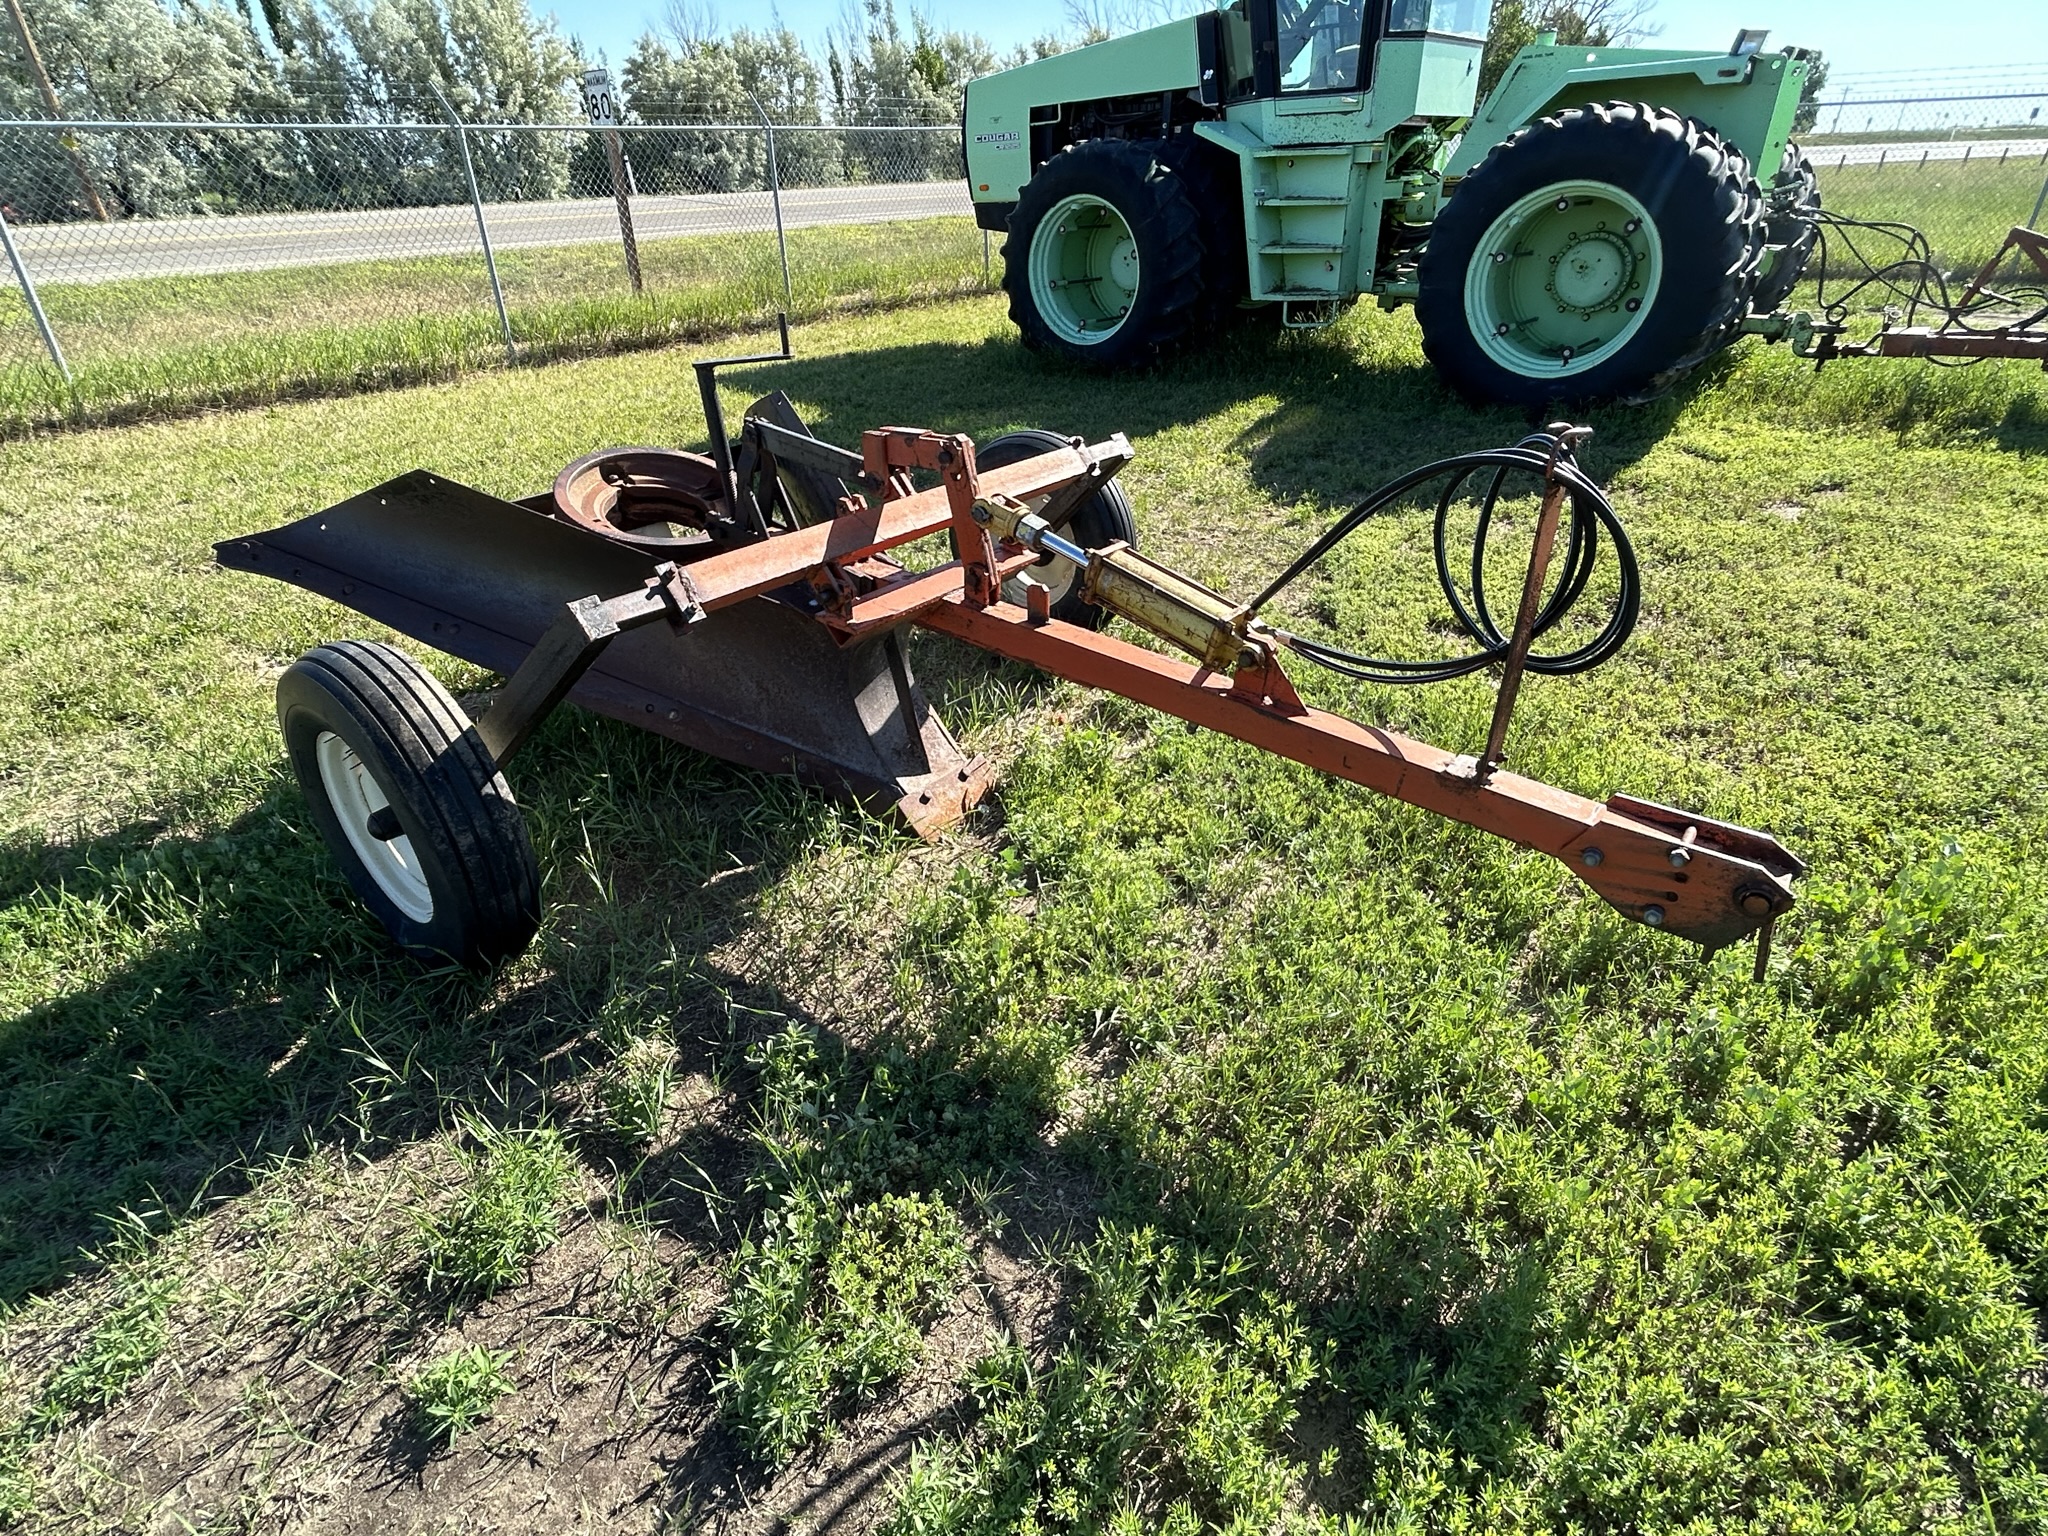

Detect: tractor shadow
[712,314,1715,516]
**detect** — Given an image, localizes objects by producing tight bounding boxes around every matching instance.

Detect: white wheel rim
[315,730,434,923]
[997,489,1085,611]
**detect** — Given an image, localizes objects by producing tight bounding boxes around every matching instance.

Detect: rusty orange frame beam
[916,597,1796,951]
[655,424,1798,951]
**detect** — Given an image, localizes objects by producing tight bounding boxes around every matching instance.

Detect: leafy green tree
[827,0,990,179]
[1792,49,1828,133]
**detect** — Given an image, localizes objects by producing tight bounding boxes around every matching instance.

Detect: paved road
[12,138,2044,285]
[1806,136,2048,168]
[12,180,971,284]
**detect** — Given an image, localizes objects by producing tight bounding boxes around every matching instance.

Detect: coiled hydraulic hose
[1246,429,1640,686]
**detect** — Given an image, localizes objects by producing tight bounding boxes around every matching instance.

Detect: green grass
[418,1120,576,1296]
[0,215,991,438]
[1812,155,2048,276]
[0,296,2046,1530]
[408,1344,516,1443]
[0,155,2030,442]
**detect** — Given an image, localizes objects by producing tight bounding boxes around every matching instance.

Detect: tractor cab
[1215,0,1487,117]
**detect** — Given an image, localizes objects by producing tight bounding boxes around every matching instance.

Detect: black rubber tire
[1157,136,1250,328]
[953,430,1140,629]
[1416,101,1765,409]
[277,641,541,970]
[1002,140,1205,368]
[1750,143,1821,315]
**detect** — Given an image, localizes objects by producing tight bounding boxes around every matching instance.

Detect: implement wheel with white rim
[1418,101,1764,409]
[1003,140,1204,369]
[278,640,540,970]
[954,429,1139,629]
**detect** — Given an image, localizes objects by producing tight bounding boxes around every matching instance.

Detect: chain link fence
[4,89,2044,431]
[0,111,983,432]
[1803,90,2048,279]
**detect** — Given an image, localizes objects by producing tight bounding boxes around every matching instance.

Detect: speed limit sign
[580,68,618,127]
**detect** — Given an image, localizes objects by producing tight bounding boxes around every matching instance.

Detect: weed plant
[408,1345,516,1443]
[418,1120,575,1296]
[715,1023,976,1458]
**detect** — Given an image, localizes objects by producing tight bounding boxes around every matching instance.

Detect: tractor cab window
[1276,0,1368,92]
[1384,0,1487,39]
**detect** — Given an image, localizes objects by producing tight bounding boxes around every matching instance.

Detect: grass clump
[887,1229,1321,1535]
[715,1018,992,1461]
[19,1266,180,1441]
[596,1034,681,1148]
[418,1120,576,1297]
[408,1345,516,1444]
[718,1189,968,1463]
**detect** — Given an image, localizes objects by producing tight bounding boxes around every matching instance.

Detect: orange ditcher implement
[217,323,1802,973]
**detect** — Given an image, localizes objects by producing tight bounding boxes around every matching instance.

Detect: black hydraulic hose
[1811,210,2048,344]
[1246,430,1640,686]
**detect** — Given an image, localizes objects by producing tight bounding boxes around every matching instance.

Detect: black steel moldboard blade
[215,469,955,804]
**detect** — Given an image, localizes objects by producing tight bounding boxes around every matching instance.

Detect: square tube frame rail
[475,426,1800,958]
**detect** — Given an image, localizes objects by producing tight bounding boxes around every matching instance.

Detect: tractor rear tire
[1417,101,1765,409]
[1158,136,1250,328]
[278,640,540,970]
[1004,140,1205,369]
[1749,144,1821,315]
[957,429,1140,628]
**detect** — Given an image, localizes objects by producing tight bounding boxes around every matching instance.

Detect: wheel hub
[1548,228,1635,315]
[316,730,433,922]
[1029,193,1140,346]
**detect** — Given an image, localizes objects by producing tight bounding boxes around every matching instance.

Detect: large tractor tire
[1417,101,1765,409]
[1157,136,1253,328]
[1003,140,1205,368]
[1749,143,1821,315]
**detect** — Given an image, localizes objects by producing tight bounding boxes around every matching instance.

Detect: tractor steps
[1248,143,1354,302]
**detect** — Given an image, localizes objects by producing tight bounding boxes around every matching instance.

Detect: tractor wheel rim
[1029,193,1140,346]
[316,730,433,922]
[1466,179,1662,379]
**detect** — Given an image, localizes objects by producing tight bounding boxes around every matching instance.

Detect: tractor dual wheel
[278,640,540,970]
[1749,143,1822,316]
[1003,140,1206,368]
[1418,101,1765,409]
[953,429,1140,628]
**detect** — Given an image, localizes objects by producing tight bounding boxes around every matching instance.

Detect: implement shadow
[709,317,1751,515]
[0,698,838,1309]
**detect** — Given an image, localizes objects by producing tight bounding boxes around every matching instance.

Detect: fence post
[746,92,794,311]
[430,82,515,365]
[0,201,70,383]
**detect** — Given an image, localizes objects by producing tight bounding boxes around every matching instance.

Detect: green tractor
[963,3,1819,407]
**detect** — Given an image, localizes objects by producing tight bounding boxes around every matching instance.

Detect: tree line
[1,0,1820,223]
[0,0,1037,220]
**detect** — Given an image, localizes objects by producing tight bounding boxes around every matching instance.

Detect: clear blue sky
[543,0,2047,89]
